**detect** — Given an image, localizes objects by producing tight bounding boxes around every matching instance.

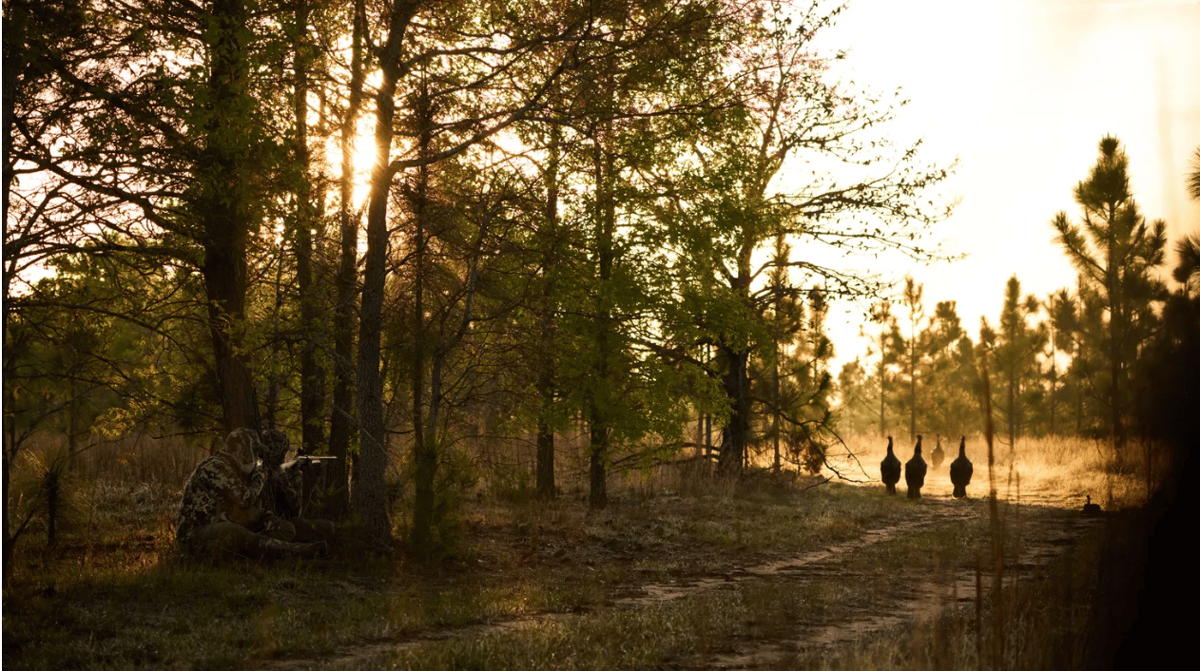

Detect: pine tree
[1050,136,1168,452]
[923,300,976,437]
[979,276,1047,449]
[893,276,928,442]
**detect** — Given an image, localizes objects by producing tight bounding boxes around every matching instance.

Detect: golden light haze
[813,0,1200,369]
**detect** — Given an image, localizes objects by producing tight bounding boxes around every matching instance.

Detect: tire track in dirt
[673,494,1102,669]
[262,494,1098,670]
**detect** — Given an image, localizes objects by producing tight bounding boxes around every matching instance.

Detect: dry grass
[3,429,1167,670]
[832,433,1153,510]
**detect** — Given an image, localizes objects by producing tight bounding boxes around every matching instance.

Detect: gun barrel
[282,456,338,469]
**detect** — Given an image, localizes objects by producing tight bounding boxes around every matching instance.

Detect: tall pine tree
[1051,136,1167,452]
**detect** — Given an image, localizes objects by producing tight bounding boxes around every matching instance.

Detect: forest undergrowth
[1,432,1173,671]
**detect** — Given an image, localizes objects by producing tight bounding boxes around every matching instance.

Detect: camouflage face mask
[223,428,262,474]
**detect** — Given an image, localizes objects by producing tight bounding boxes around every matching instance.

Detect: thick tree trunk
[2,5,20,347]
[588,410,608,509]
[413,348,444,552]
[587,137,615,510]
[717,344,749,475]
[588,274,611,509]
[2,432,12,586]
[326,0,367,518]
[354,0,418,548]
[355,169,393,548]
[200,0,259,434]
[292,0,326,458]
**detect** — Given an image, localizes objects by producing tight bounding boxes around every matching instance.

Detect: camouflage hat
[260,429,291,466]
[223,428,262,470]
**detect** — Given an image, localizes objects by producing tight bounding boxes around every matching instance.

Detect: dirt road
[264,482,1100,670]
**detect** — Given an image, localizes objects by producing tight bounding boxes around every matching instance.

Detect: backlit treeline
[837,138,1200,460]
[5,0,948,553]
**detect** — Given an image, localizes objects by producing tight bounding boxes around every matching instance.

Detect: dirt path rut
[265,491,1099,670]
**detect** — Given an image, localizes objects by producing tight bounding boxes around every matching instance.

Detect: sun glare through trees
[4,1,1197,669]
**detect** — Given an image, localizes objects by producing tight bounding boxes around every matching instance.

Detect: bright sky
[808,0,1200,371]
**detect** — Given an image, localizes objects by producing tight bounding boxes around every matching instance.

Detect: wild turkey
[949,436,973,499]
[905,435,926,499]
[880,436,901,495]
[1083,495,1102,516]
[930,434,945,470]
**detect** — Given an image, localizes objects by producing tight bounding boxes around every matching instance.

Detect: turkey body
[880,436,901,495]
[950,436,973,499]
[905,435,926,499]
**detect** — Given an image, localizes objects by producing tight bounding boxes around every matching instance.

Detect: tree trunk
[705,411,712,464]
[1049,360,1057,437]
[292,0,325,458]
[1106,207,1126,453]
[2,0,26,349]
[878,332,888,439]
[587,140,615,510]
[909,350,917,442]
[588,410,609,509]
[1076,383,1083,436]
[536,405,555,497]
[1110,325,1124,452]
[1007,369,1016,450]
[409,84,435,553]
[200,0,259,434]
[1048,296,1057,437]
[536,125,561,499]
[718,344,749,475]
[354,0,419,548]
[772,342,781,472]
[2,431,12,586]
[326,0,367,518]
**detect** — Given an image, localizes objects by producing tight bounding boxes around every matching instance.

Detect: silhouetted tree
[893,276,928,442]
[868,301,902,438]
[1050,136,1167,452]
[922,300,977,437]
[979,275,1047,450]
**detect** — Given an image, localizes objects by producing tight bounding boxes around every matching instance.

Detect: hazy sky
[807,0,1200,369]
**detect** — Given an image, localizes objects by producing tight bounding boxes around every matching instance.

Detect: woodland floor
[276,488,1098,671]
[4,456,1140,671]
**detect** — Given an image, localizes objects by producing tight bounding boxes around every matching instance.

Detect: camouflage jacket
[258,430,304,519]
[261,463,303,520]
[176,452,267,550]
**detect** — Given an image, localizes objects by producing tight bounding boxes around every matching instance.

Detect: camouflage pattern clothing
[260,430,303,519]
[176,429,267,552]
[257,429,336,546]
[175,429,326,559]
